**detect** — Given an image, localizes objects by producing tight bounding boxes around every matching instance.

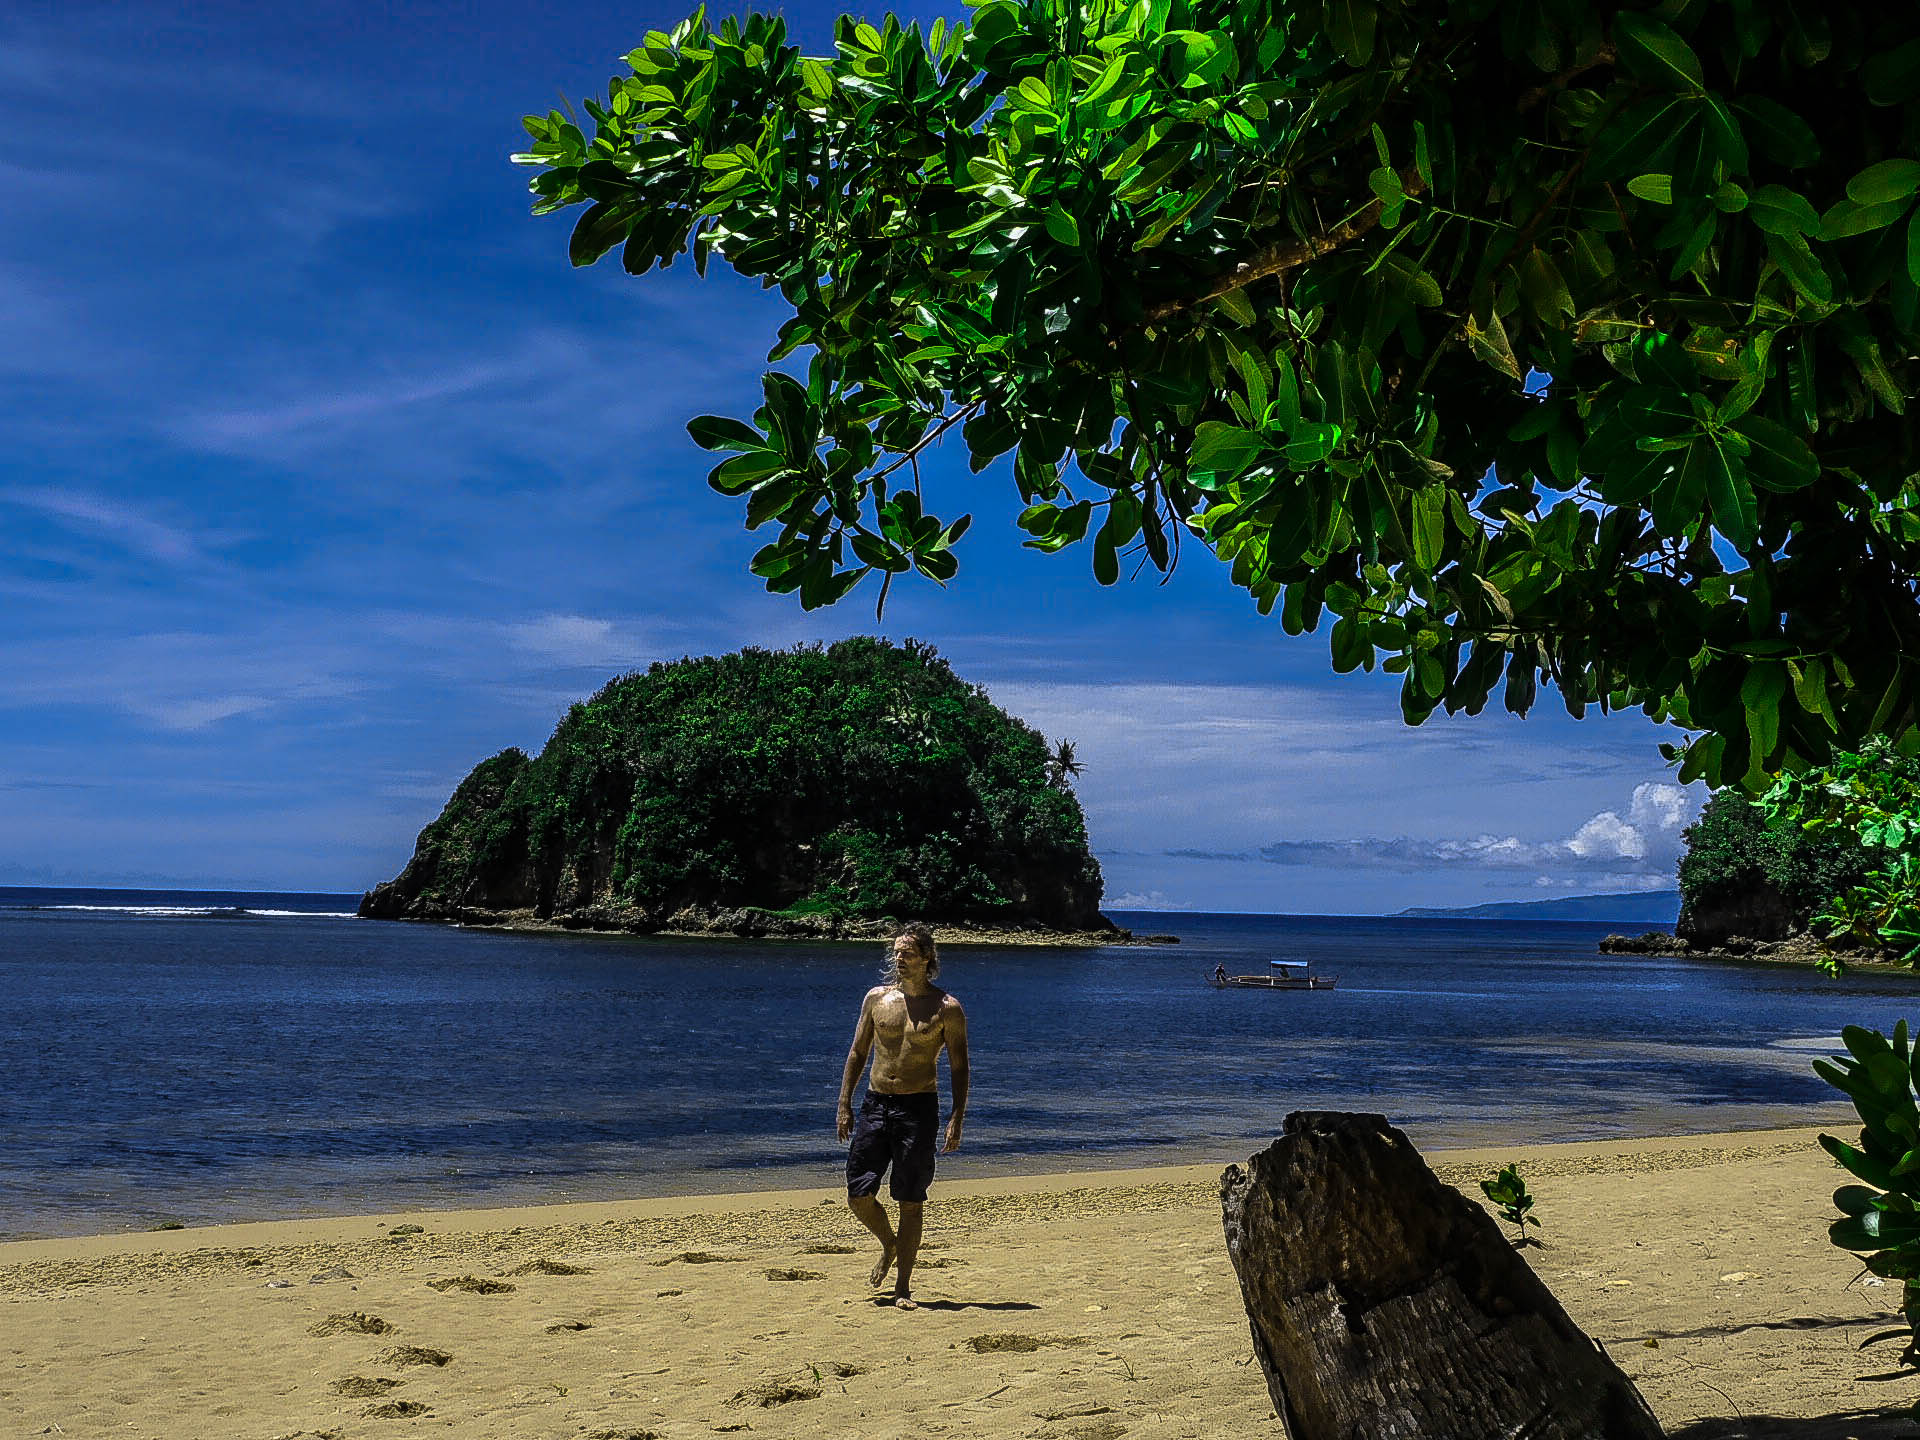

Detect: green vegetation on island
[361,638,1112,938]
[1674,790,1871,946]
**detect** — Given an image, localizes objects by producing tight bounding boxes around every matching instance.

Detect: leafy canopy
[1676,786,1869,929]
[1763,737,1920,966]
[517,0,1920,788]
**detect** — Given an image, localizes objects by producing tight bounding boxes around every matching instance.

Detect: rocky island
[362,638,1141,944]
[1600,790,1872,965]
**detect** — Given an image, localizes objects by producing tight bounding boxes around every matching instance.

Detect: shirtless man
[836,923,969,1309]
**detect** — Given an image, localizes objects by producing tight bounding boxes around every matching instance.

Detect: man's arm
[836,988,881,1142]
[942,997,968,1153]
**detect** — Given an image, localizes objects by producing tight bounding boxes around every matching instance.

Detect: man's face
[893,938,929,983]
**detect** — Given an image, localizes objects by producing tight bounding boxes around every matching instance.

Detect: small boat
[1208,960,1338,991]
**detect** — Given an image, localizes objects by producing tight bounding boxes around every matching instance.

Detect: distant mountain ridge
[1398,891,1682,923]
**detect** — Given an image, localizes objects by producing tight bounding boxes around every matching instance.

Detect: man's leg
[892,1200,924,1307]
[847,1194,896,1288]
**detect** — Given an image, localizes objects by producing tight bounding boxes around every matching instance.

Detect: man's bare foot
[892,1291,917,1310]
[868,1243,895,1289]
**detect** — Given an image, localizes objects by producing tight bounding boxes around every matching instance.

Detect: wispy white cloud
[503,614,651,671]
[0,630,359,733]
[180,356,533,448]
[2,488,213,568]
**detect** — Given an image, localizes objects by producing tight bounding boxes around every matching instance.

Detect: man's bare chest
[874,994,944,1049]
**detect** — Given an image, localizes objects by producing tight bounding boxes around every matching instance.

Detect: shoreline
[0,1120,1846,1264]
[2,1100,1858,1247]
[8,1119,1909,1439]
[370,911,1173,947]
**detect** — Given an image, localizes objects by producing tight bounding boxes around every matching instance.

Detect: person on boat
[1214,963,1228,983]
[836,922,969,1310]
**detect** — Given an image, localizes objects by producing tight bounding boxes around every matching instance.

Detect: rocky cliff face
[361,640,1112,936]
[1675,882,1805,946]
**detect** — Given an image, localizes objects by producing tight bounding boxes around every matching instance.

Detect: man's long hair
[883,922,939,983]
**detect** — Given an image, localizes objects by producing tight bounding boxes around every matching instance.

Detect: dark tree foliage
[365,639,1104,928]
[1676,788,1869,936]
[520,0,1920,791]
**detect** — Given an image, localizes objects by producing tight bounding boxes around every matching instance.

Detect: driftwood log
[1220,1112,1664,1439]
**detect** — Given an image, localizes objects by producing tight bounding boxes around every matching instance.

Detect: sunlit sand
[3,1125,1907,1437]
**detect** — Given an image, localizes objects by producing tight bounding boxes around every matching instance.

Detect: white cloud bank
[1255,782,1697,875]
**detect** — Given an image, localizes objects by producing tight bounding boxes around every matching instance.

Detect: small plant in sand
[1815,1023,1920,1389]
[1480,1165,1540,1247]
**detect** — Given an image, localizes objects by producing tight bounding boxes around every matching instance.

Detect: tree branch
[870,400,984,484]
[1141,170,1427,326]
[1515,45,1616,114]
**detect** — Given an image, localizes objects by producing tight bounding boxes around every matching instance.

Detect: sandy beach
[3,1123,1912,1439]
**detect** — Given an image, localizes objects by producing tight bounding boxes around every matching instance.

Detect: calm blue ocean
[2,892,1910,1240]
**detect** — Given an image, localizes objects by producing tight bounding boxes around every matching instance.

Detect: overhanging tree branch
[1141,170,1427,325]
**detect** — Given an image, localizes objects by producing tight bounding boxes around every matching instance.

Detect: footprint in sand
[763,1267,826,1282]
[800,1242,858,1255]
[544,1319,593,1333]
[427,1275,515,1294]
[330,1377,403,1399]
[381,1346,451,1368]
[964,1333,1089,1354]
[728,1377,822,1408]
[585,1430,659,1440]
[650,1251,742,1266]
[363,1400,430,1419]
[308,1312,394,1337]
[505,1257,591,1276]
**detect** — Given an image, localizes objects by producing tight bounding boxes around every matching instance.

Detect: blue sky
[0,1,1701,912]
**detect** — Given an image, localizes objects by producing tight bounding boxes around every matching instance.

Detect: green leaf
[1747,185,1821,237]
[1697,438,1757,549]
[1016,76,1053,111]
[1325,0,1377,67]
[1910,210,1920,289]
[1411,485,1445,570]
[1519,249,1575,328]
[1283,420,1342,468]
[1613,12,1704,92]
[1765,231,1833,305]
[1464,310,1521,381]
[799,58,833,99]
[1214,287,1258,326]
[1863,40,1920,107]
[688,414,766,452]
[1848,160,1920,208]
[1587,97,1680,179]
[709,449,789,495]
[1822,197,1913,241]
[1043,204,1082,247]
[1189,422,1265,489]
[1734,96,1820,169]
[1627,173,1673,205]
[1731,414,1821,492]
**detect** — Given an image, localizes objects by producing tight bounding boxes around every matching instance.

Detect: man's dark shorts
[846,1089,939,1203]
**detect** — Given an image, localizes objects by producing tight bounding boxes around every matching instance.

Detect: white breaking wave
[33,905,357,919]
